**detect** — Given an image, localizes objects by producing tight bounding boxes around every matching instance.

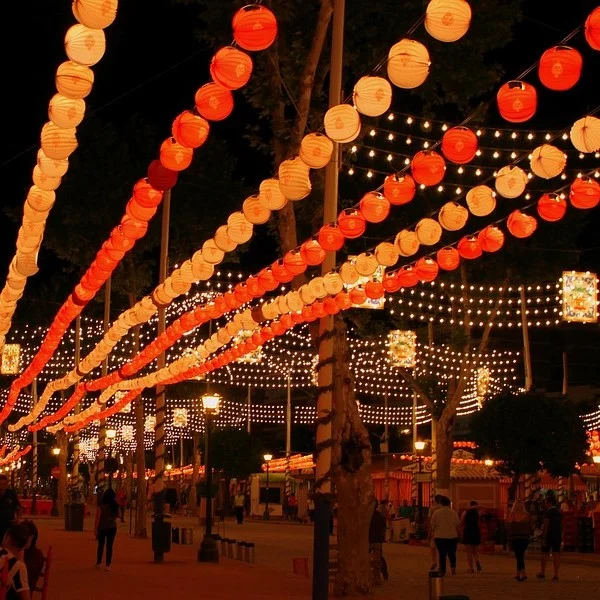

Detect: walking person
[506,499,533,581]
[427,494,443,571]
[537,495,562,581]
[369,500,389,581]
[430,496,460,577]
[95,488,119,571]
[0,474,21,543]
[460,501,482,573]
[116,487,127,523]
[233,489,245,525]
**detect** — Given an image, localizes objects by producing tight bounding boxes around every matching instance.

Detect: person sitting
[20,521,44,592]
[0,522,31,600]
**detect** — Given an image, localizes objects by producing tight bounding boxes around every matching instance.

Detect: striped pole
[431,418,437,497]
[96,277,111,493]
[524,474,532,500]
[72,315,81,480]
[285,372,292,505]
[558,476,565,503]
[30,378,39,515]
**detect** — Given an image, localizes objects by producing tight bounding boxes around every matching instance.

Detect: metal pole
[314,2,344,598]
[97,278,111,494]
[383,393,389,501]
[31,378,38,516]
[562,351,568,396]
[519,287,533,391]
[198,411,218,562]
[246,385,251,434]
[72,315,81,480]
[418,453,423,523]
[264,462,270,520]
[412,392,417,450]
[285,372,292,508]
[153,189,170,562]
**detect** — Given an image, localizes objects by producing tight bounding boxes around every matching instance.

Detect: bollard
[227,539,237,559]
[220,538,228,556]
[236,541,245,561]
[181,527,194,545]
[243,543,251,563]
[246,542,255,563]
[429,571,444,600]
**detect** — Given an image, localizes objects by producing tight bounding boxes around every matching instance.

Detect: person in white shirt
[430,496,460,576]
[0,522,31,600]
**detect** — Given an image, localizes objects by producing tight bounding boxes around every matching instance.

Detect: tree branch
[397,368,434,410]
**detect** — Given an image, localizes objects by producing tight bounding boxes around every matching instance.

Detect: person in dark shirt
[0,522,30,600]
[94,489,119,571]
[537,495,562,581]
[0,475,21,543]
[369,500,389,581]
[21,520,44,592]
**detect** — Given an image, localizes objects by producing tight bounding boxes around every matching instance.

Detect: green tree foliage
[208,427,264,479]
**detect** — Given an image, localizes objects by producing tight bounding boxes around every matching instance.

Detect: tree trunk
[125,451,134,507]
[332,316,374,596]
[508,473,520,504]
[435,413,454,496]
[134,392,147,538]
[57,431,68,517]
[188,432,201,513]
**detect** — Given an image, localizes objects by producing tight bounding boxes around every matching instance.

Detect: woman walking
[506,499,533,581]
[461,501,482,573]
[430,496,460,576]
[95,489,119,571]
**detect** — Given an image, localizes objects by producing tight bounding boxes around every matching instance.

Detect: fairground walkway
[32,516,599,599]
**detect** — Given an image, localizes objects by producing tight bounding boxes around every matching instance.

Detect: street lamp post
[414,441,426,524]
[106,429,116,489]
[51,447,60,517]
[263,454,273,520]
[198,394,220,563]
[166,464,172,482]
[593,456,600,499]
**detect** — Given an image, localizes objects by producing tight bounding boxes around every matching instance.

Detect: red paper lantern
[312,302,327,319]
[414,257,439,282]
[280,314,294,329]
[172,111,210,149]
[507,210,537,239]
[126,198,157,222]
[365,281,385,299]
[441,127,478,164]
[335,292,352,310]
[383,174,416,206]
[257,269,279,292]
[382,272,402,293]
[121,216,148,240]
[397,267,419,288]
[585,7,600,50]
[102,240,125,262]
[110,226,135,252]
[538,46,583,91]
[232,5,278,52]
[537,193,567,222]
[194,83,234,122]
[210,47,253,90]
[272,321,286,336]
[324,297,340,315]
[291,311,305,324]
[160,138,193,172]
[300,239,326,266]
[234,284,251,304]
[318,224,345,251]
[436,247,460,271]
[457,236,482,259]
[246,276,264,298]
[411,151,446,186]
[133,179,163,208]
[302,306,316,322]
[147,159,178,191]
[337,209,366,239]
[95,249,118,272]
[478,225,504,252]
[271,259,295,283]
[359,192,390,223]
[497,81,537,123]
[349,287,367,305]
[570,177,600,209]
[283,250,307,275]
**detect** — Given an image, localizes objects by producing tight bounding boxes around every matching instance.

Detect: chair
[0,560,9,600]
[32,546,52,600]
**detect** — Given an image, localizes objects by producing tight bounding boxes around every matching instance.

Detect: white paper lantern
[64,24,106,66]
[299,133,333,169]
[40,122,78,160]
[324,104,361,143]
[259,178,288,210]
[48,94,86,129]
[354,253,379,276]
[55,61,95,99]
[340,261,359,285]
[214,225,238,252]
[415,217,443,245]
[243,194,271,224]
[227,212,253,244]
[37,150,69,178]
[73,0,118,30]
[570,116,600,154]
[32,165,61,192]
[353,76,393,117]
[495,165,528,199]
[466,185,496,217]
[201,239,224,264]
[395,230,420,257]
[425,0,472,43]
[374,242,399,267]
[530,144,566,179]
[438,202,469,231]
[387,39,430,89]
[278,157,311,200]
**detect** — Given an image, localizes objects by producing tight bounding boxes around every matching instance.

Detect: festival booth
[249,472,287,518]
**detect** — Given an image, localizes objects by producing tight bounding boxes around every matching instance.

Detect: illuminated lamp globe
[414,440,426,452]
[337,209,366,239]
[441,127,478,164]
[495,165,527,199]
[160,138,193,172]
[538,46,583,91]
[411,151,446,186]
[438,201,468,231]
[201,239,224,265]
[478,225,504,253]
[530,144,566,179]
[147,160,178,191]
[415,218,443,245]
[457,236,482,259]
[278,157,311,201]
[259,178,287,210]
[194,83,234,122]
[353,76,392,117]
[202,394,221,413]
[318,224,345,251]
[300,133,333,169]
[232,4,278,51]
[537,193,567,222]
[172,111,210,149]
[55,61,94,99]
[383,174,416,205]
[594,455,600,465]
[41,122,77,160]
[359,192,390,223]
[72,0,118,29]
[424,0,472,43]
[37,150,68,178]
[436,247,460,270]
[387,39,430,89]
[570,116,600,153]
[64,24,106,66]
[324,104,361,143]
[570,177,600,209]
[243,194,271,225]
[414,257,439,283]
[395,230,420,257]
[497,81,537,123]
[507,210,537,239]
[374,242,399,267]
[585,7,600,50]
[48,94,85,129]
[210,46,253,90]
[466,185,495,217]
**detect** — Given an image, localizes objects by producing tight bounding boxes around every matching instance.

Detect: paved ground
[32,516,600,599]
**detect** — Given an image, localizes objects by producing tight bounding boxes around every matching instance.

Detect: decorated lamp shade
[415,257,439,282]
[278,157,311,200]
[172,111,210,149]
[147,159,178,190]
[64,24,106,66]
[478,225,504,252]
[570,116,600,153]
[133,179,163,208]
[318,223,345,251]
[160,138,194,172]
[338,209,366,239]
[530,144,566,179]
[210,47,253,90]
[383,174,416,205]
[243,194,271,224]
[507,210,537,238]
[73,0,118,29]
[283,250,307,275]
[353,76,393,117]
[259,178,287,210]
[538,46,583,91]
[214,225,237,252]
[55,61,94,99]
[194,83,234,121]
[300,133,333,169]
[387,39,430,89]
[441,127,478,164]
[438,201,468,231]
[457,236,482,259]
[300,239,326,266]
[585,7,600,50]
[40,122,78,160]
[374,242,399,267]
[466,185,495,217]
[497,81,537,123]
[397,266,419,288]
[359,192,390,223]
[354,253,379,276]
[32,165,61,191]
[570,177,600,209]
[340,261,359,285]
[424,0,472,43]
[227,212,253,244]
[37,150,69,178]
[537,193,567,222]
[324,104,361,143]
[495,165,528,199]
[416,218,443,245]
[395,229,420,257]
[48,94,85,129]
[436,247,460,270]
[232,4,278,51]
[411,151,446,186]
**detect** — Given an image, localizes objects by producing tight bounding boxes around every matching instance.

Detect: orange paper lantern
[424,0,472,43]
[397,267,419,288]
[323,104,361,143]
[232,5,278,51]
[160,138,193,172]
[299,133,333,169]
[194,83,234,121]
[64,24,106,66]
[37,149,68,178]
[73,0,118,29]
[585,7,600,50]
[55,61,94,99]
[147,160,178,191]
[537,193,567,222]
[383,174,416,206]
[436,247,460,271]
[365,281,385,300]
[40,122,77,160]
[349,287,367,305]
[466,185,496,217]
[210,47,253,90]
[441,127,478,164]
[414,257,439,283]
[300,240,326,266]
[337,209,366,239]
[438,201,468,231]
[569,178,600,209]
[353,76,393,117]
[48,94,86,129]
[172,111,210,149]
[133,179,163,208]
[538,46,583,91]
[382,272,402,293]
[318,224,345,251]
[278,157,311,201]
[242,195,271,225]
[387,39,430,89]
[457,236,482,259]
[359,192,390,223]
[283,250,307,275]
[271,260,294,283]
[497,81,537,123]
[411,151,446,186]
[507,210,537,239]
[478,225,504,252]
[415,218,443,245]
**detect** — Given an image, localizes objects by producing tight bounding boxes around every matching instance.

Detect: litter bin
[64,504,85,532]
[429,571,443,600]
[181,527,194,545]
[172,527,180,544]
